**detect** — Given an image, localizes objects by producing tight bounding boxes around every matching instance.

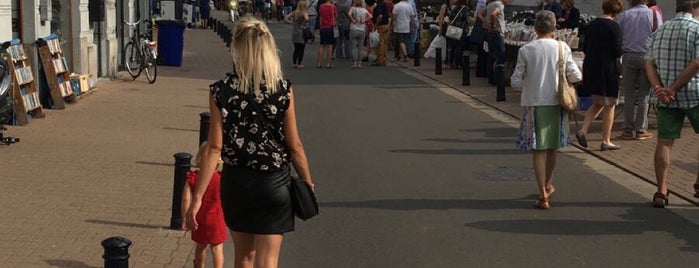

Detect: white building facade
[0,0,151,83]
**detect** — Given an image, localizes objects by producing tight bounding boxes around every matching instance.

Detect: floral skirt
[516,106,571,151]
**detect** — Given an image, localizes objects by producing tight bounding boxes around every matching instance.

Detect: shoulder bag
[445,6,465,40]
[557,41,578,112]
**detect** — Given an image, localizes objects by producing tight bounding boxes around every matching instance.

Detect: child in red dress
[182,142,227,268]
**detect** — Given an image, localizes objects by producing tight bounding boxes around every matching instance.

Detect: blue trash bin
[156,20,187,66]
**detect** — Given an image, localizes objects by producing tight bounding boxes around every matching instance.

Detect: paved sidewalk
[0,27,232,267]
[390,54,699,204]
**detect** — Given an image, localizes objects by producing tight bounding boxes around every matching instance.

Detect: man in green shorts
[644,0,699,208]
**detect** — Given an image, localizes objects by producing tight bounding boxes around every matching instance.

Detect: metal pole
[102,236,131,268]
[199,112,210,146]
[435,47,442,75]
[413,40,420,66]
[171,152,192,230]
[496,64,506,102]
[462,51,470,86]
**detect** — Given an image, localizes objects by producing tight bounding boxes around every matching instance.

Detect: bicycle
[123,20,158,84]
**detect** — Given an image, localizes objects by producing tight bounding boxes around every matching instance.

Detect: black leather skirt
[220,165,294,234]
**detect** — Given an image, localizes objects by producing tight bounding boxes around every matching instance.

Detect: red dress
[187,170,228,244]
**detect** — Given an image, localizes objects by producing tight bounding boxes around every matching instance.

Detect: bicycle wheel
[145,54,157,84]
[124,42,141,78]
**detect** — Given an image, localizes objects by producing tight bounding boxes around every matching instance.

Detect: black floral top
[209,73,292,172]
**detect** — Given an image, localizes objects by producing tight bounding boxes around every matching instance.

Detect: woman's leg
[357,34,365,66]
[211,243,225,268]
[545,149,557,188]
[194,243,207,268]
[580,104,604,134]
[327,45,334,66]
[292,43,300,66]
[254,234,284,268]
[298,43,306,66]
[350,30,359,63]
[317,45,324,67]
[232,231,256,268]
[600,104,617,145]
[533,150,547,199]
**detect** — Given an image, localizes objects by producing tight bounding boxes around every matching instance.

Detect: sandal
[694,184,699,198]
[535,197,550,209]
[652,191,669,208]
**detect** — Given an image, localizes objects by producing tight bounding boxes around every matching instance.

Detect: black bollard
[226,28,232,47]
[462,51,470,86]
[102,236,132,268]
[413,41,420,66]
[496,64,506,102]
[435,48,443,75]
[199,112,210,146]
[171,152,192,230]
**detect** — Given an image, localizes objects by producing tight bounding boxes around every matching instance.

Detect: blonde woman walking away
[348,0,372,68]
[511,11,582,209]
[186,17,315,268]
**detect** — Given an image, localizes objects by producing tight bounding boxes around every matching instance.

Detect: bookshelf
[36,35,75,109]
[3,39,44,125]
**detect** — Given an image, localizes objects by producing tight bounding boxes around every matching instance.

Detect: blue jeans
[406,27,418,56]
[307,15,317,36]
[487,32,505,82]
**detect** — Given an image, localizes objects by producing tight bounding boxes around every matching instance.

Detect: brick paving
[0,26,232,267]
[391,53,699,205]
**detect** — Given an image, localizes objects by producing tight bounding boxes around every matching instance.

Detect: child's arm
[181,183,192,230]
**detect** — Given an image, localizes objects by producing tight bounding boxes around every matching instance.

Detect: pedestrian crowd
[510,0,699,210]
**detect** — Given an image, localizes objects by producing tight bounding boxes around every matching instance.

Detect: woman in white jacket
[511,10,582,210]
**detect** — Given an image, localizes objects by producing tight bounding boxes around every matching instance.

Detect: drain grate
[473,167,534,182]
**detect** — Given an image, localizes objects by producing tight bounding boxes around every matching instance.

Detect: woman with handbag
[186,17,315,268]
[575,0,624,151]
[285,0,310,68]
[511,11,582,210]
[438,0,469,69]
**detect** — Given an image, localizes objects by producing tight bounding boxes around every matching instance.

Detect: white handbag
[444,7,465,40]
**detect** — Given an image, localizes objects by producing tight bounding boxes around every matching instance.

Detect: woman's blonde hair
[294,1,308,19]
[231,17,283,94]
[352,0,363,7]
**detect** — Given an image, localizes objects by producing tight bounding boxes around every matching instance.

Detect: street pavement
[1,11,698,267]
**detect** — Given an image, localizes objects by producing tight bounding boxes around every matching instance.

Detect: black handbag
[290,177,318,220]
[303,28,313,41]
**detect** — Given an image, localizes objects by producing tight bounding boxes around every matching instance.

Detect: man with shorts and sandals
[644,0,699,208]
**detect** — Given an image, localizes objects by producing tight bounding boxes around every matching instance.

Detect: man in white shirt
[392,0,416,61]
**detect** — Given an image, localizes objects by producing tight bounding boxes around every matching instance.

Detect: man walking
[617,0,655,140]
[392,0,415,61]
[645,0,699,207]
[372,0,390,66]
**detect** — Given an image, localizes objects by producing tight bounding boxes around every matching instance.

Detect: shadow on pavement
[466,207,699,252]
[163,127,199,132]
[389,148,522,155]
[459,127,518,138]
[44,259,98,268]
[85,219,165,230]
[422,137,514,144]
[135,160,174,167]
[320,197,646,211]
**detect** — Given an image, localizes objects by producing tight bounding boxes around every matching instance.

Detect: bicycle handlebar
[123,20,142,27]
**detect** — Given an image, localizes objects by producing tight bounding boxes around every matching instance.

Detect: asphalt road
[254,20,699,268]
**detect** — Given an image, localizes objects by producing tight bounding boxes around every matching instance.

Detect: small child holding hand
[182,142,227,268]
